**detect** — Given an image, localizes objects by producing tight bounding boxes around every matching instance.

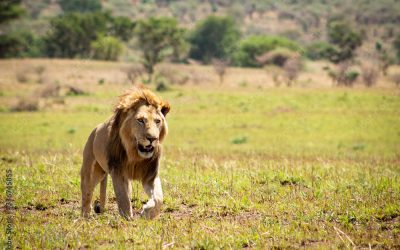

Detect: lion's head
[107,86,170,170]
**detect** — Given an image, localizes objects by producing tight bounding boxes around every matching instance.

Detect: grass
[0,60,400,248]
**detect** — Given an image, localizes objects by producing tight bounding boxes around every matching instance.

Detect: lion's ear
[161,102,170,117]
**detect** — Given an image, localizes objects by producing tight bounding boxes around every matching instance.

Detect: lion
[80,86,170,220]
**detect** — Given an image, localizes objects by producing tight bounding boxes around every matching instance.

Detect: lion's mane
[106,86,170,183]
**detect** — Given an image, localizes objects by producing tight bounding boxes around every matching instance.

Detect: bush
[189,15,240,64]
[256,48,299,67]
[326,20,363,63]
[155,81,169,92]
[394,33,400,63]
[306,41,338,61]
[45,12,109,58]
[59,0,102,13]
[44,12,132,59]
[390,73,400,86]
[15,69,29,83]
[212,58,229,84]
[37,84,60,98]
[344,71,360,86]
[0,0,25,25]
[361,65,379,87]
[283,57,303,86]
[123,65,145,85]
[327,62,359,87]
[91,35,123,61]
[109,16,135,42]
[0,30,44,58]
[233,35,301,67]
[11,97,39,112]
[156,66,189,86]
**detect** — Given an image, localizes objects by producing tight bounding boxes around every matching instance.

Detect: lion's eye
[137,118,145,124]
[155,119,161,125]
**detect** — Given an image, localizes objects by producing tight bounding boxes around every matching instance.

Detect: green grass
[1,87,399,248]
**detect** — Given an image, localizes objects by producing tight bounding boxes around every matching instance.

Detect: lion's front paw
[140,200,161,219]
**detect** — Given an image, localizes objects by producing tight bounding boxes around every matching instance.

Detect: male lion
[80,86,170,219]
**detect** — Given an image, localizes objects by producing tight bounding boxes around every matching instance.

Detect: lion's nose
[146,136,157,144]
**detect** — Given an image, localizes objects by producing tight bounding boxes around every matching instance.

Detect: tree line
[1,0,400,82]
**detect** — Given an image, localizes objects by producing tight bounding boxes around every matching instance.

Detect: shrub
[233,35,301,67]
[91,35,123,61]
[390,73,400,86]
[283,57,303,86]
[326,20,363,63]
[361,65,379,87]
[11,97,39,112]
[0,30,44,58]
[157,66,189,86]
[59,0,102,13]
[155,81,169,92]
[327,62,359,87]
[212,58,229,84]
[45,12,109,58]
[123,65,145,85]
[16,69,29,83]
[189,15,240,64]
[232,136,247,144]
[34,65,46,83]
[44,12,132,59]
[64,85,86,96]
[306,41,338,61]
[0,0,25,25]
[256,48,299,67]
[37,84,60,98]
[344,71,360,86]
[394,33,400,63]
[109,16,135,42]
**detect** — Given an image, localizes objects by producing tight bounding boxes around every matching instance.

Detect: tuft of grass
[67,128,76,134]
[231,136,247,144]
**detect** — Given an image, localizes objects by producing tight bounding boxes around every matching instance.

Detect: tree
[375,41,395,75]
[58,0,102,13]
[0,30,43,58]
[306,41,338,61]
[45,12,109,58]
[0,0,24,24]
[134,17,186,82]
[0,1,34,58]
[327,20,363,63]
[394,33,400,63]
[189,15,240,64]
[109,16,136,42]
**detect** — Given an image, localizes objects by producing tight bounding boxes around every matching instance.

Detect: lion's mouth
[138,144,154,153]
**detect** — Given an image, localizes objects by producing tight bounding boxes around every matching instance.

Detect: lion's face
[123,104,167,159]
[108,87,170,166]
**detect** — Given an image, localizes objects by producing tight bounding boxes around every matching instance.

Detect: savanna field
[0,59,399,249]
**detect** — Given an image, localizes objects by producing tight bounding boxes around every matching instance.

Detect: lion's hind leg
[81,160,106,217]
[94,174,108,214]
